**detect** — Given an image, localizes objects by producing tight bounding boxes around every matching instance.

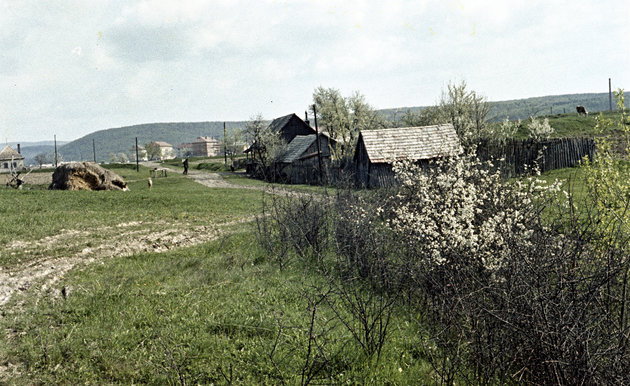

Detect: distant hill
[4,141,69,166]
[56,92,628,162]
[59,121,249,162]
[379,92,628,123]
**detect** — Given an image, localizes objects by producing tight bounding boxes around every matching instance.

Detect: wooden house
[277,133,336,184]
[354,124,462,188]
[245,113,317,172]
[0,145,25,172]
[269,113,317,143]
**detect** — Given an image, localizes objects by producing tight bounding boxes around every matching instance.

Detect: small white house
[0,145,25,173]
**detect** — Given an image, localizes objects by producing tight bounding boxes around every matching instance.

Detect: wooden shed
[354,123,462,188]
[277,133,336,184]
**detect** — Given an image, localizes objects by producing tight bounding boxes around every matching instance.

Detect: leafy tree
[223,128,244,164]
[399,105,441,127]
[144,142,162,161]
[582,89,629,249]
[436,81,491,147]
[179,146,192,158]
[312,87,387,159]
[244,114,285,174]
[108,153,119,163]
[34,153,48,168]
[117,152,129,163]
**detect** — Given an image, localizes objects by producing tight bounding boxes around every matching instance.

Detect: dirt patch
[0,172,52,186]
[0,217,254,309]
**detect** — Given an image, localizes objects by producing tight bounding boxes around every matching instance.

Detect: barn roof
[357,124,462,163]
[0,145,24,161]
[279,134,317,163]
[268,114,295,132]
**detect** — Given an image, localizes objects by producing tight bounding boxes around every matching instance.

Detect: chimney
[304,111,310,126]
[17,144,21,154]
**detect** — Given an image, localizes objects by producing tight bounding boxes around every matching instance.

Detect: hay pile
[49,162,128,191]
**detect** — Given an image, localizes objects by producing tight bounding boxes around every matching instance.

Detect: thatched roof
[0,145,24,161]
[357,124,462,163]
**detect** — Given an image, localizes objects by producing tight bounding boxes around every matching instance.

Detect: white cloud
[1,0,629,141]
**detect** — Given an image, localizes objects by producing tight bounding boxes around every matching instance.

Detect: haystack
[49,162,128,191]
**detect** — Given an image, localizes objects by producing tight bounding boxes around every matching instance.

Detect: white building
[0,145,25,173]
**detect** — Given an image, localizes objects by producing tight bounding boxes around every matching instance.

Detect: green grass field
[502,110,627,139]
[0,166,433,384]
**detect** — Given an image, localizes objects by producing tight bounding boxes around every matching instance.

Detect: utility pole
[135,137,140,172]
[54,135,58,167]
[609,78,613,111]
[92,139,96,163]
[312,104,324,183]
[224,122,227,166]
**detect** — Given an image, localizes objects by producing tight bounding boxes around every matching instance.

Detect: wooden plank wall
[476,137,596,176]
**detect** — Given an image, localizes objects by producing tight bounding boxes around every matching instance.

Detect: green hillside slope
[379,92,628,123]
[59,121,248,162]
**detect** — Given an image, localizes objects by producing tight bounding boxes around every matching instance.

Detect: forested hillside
[56,92,628,162]
[379,92,628,122]
[59,121,248,162]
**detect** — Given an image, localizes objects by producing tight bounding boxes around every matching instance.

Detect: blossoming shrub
[257,151,630,383]
[381,154,630,384]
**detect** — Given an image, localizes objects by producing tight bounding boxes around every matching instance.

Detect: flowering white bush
[384,154,562,273]
[527,116,555,140]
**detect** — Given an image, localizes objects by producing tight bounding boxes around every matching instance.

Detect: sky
[2,0,629,142]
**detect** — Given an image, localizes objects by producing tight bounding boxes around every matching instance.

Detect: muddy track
[0,165,311,311]
[0,218,254,309]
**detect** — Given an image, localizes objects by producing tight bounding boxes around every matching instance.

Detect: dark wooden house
[269,113,316,143]
[277,133,336,184]
[245,113,317,173]
[354,123,462,188]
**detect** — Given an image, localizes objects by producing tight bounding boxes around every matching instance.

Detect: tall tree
[144,142,162,160]
[34,153,48,169]
[244,114,285,174]
[437,81,491,147]
[312,87,386,159]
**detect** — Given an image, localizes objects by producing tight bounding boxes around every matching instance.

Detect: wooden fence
[476,137,596,176]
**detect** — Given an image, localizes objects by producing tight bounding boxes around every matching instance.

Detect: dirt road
[0,165,313,310]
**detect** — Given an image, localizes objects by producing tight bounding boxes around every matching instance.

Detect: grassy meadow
[0,165,432,384]
[1,150,628,383]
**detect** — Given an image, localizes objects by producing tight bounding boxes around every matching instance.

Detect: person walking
[183,158,189,175]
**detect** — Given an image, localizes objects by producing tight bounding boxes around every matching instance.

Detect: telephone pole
[224,122,227,166]
[54,135,58,167]
[135,137,140,172]
[312,104,324,183]
[609,78,613,111]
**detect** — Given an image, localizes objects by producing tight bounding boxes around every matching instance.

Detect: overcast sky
[2,0,629,142]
